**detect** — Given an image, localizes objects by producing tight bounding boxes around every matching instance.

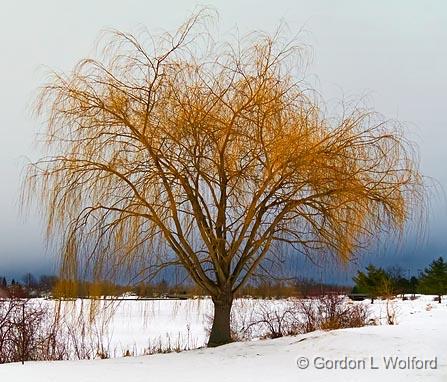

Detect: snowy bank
[0,296,445,381]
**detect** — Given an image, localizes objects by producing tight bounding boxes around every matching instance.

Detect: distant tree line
[0,273,349,300]
[353,257,447,303]
[1,257,445,301]
[0,274,59,298]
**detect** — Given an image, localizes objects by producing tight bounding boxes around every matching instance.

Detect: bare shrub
[226,296,371,341]
[377,278,399,325]
[0,298,63,363]
[0,298,117,364]
[385,299,397,325]
[315,295,370,330]
[240,301,301,339]
[294,299,319,333]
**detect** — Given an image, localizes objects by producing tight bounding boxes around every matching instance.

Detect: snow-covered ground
[0,295,445,381]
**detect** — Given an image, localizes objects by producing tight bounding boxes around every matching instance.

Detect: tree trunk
[438,295,442,304]
[208,292,233,347]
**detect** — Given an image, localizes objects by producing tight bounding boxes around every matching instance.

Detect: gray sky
[0,0,446,281]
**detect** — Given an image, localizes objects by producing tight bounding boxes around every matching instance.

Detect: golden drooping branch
[23,12,424,301]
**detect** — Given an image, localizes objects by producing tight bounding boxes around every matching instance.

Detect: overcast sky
[0,0,446,282]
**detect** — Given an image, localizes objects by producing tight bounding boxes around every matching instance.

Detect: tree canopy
[419,257,447,302]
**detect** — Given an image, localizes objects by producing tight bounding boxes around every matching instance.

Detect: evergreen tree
[353,265,391,303]
[419,257,447,303]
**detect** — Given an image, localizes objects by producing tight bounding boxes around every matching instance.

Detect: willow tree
[24,13,424,346]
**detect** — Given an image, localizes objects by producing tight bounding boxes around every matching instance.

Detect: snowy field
[0,295,445,381]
